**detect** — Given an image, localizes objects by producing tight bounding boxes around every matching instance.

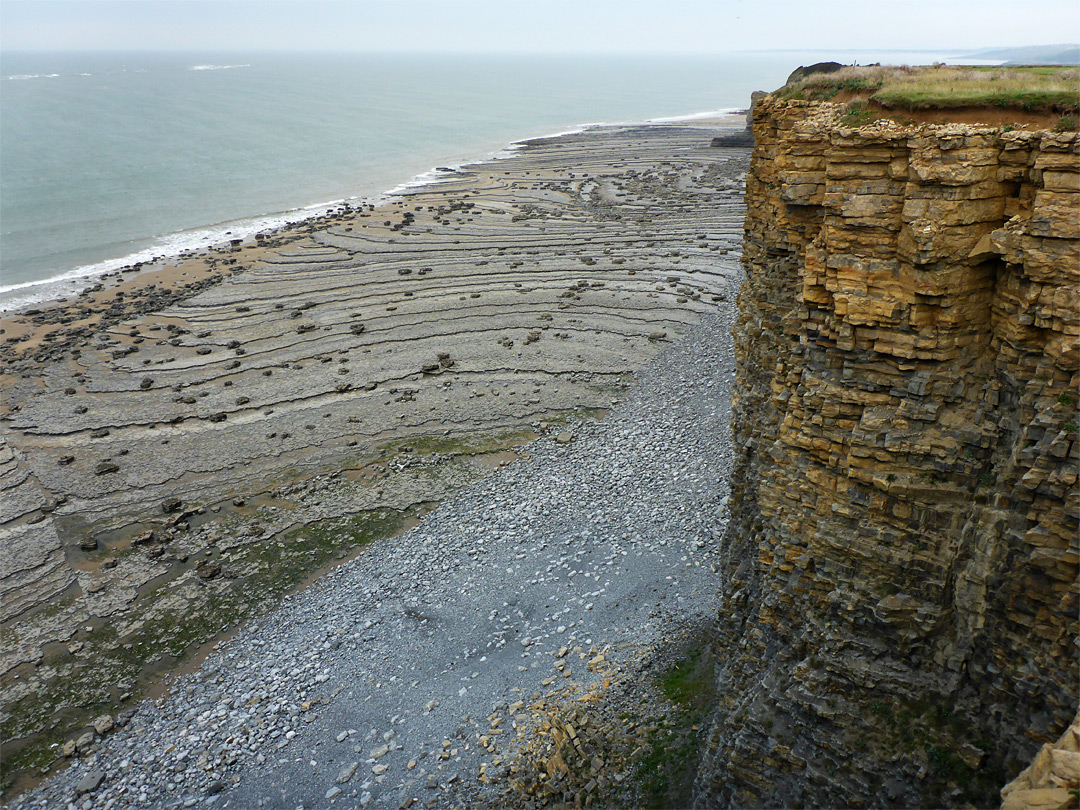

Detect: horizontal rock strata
[0,122,749,791]
[696,98,1078,808]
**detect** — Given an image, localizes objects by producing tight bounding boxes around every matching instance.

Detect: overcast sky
[1,0,1077,54]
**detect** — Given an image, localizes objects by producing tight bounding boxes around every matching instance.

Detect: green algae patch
[384,427,539,459]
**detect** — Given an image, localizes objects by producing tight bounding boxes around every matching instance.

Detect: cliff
[697,97,1079,807]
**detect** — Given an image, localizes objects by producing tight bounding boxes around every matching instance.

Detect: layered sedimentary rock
[697,98,1078,808]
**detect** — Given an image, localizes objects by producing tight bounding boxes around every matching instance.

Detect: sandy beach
[0,117,749,796]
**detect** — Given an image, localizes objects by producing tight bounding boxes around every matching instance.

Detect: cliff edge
[696,95,1078,807]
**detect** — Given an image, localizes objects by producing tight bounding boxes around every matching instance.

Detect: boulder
[74,770,105,795]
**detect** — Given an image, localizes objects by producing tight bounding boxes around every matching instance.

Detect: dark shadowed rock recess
[694,97,1078,808]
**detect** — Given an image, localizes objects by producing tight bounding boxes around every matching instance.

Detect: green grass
[841,100,879,127]
[635,641,717,808]
[780,64,1080,112]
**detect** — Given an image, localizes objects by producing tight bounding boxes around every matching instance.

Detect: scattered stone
[130,529,156,546]
[336,762,360,784]
[74,770,105,796]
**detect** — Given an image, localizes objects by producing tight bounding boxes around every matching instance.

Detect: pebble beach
[2,116,750,807]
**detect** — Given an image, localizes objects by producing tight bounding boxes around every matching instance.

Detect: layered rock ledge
[696,97,1078,808]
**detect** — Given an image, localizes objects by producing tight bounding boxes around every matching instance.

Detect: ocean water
[0,50,953,310]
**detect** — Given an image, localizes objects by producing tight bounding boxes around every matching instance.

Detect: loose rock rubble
[1000,710,1080,810]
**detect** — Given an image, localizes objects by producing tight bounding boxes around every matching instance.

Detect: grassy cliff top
[778,64,1079,113]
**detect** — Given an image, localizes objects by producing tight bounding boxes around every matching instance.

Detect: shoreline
[0,115,750,799]
[0,108,746,316]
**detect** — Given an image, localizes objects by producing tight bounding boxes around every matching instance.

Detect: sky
[1,0,1077,54]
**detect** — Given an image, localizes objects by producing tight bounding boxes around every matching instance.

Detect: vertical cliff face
[698,98,1078,808]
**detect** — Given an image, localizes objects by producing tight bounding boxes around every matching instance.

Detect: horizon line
[0,46,1003,57]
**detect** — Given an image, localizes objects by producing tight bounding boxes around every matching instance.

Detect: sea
[0,50,962,311]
